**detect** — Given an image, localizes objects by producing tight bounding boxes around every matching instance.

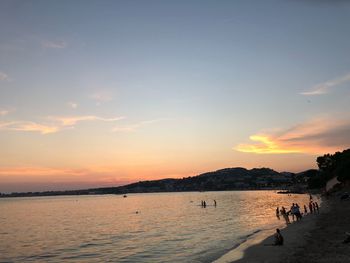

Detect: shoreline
[214,191,350,263]
[213,197,325,263]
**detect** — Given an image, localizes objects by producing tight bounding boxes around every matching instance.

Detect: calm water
[0,191,314,262]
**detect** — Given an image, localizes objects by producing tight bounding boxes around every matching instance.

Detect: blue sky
[1,0,350,192]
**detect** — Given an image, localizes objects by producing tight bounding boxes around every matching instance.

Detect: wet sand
[229,193,350,263]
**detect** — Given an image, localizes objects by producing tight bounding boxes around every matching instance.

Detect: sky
[1,0,350,193]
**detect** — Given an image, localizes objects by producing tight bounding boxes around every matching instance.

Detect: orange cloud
[236,135,301,154]
[0,167,87,177]
[0,121,58,134]
[235,117,350,154]
[0,115,125,134]
[0,166,134,192]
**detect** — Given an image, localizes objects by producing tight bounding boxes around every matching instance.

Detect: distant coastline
[0,167,316,198]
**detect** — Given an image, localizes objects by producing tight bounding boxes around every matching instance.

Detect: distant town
[0,167,319,198]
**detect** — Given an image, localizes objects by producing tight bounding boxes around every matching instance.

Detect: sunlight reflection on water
[0,191,313,262]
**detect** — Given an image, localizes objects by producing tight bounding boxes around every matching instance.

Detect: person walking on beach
[281,207,290,225]
[274,229,284,246]
[276,207,280,219]
[203,201,206,208]
[304,204,308,214]
[290,203,296,221]
[295,203,302,221]
[214,200,217,207]
[309,201,313,213]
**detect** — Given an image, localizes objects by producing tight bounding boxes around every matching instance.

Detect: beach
[216,190,350,263]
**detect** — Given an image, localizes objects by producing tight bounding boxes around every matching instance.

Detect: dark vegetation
[308,149,350,189]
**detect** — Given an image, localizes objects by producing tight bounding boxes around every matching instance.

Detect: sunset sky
[1,0,350,192]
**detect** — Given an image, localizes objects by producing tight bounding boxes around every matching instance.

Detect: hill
[1,167,296,197]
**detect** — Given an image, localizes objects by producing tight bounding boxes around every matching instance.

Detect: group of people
[272,197,320,246]
[200,200,216,208]
[276,200,320,225]
[307,200,319,214]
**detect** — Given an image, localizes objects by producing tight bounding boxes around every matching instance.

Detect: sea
[0,191,315,262]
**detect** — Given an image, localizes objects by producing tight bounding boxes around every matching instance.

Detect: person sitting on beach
[274,229,284,246]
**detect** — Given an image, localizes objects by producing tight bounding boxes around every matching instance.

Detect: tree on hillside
[313,149,350,188]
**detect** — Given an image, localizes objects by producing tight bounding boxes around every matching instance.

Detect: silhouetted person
[274,229,284,246]
[214,200,217,207]
[309,202,313,213]
[304,205,308,214]
[314,202,319,213]
[203,201,206,208]
[290,203,296,221]
[276,207,280,220]
[312,202,317,213]
[294,203,302,220]
[281,206,290,225]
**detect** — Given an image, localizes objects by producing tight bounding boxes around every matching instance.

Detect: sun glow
[235,135,302,154]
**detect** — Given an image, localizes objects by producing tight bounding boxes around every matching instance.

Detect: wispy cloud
[51,115,125,126]
[0,166,87,177]
[0,71,10,81]
[0,110,9,116]
[0,115,125,135]
[68,102,78,109]
[300,72,350,96]
[41,40,67,49]
[112,118,169,132]
[89,92,113,105]
[235,117,350,154]
[0,108,15,116]
[0,121,59,134]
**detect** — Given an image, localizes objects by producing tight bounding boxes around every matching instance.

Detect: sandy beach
[215,190,350,263]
